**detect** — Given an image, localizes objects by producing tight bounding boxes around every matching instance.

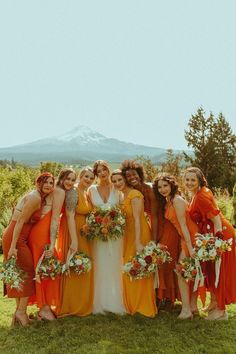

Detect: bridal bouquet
[194,233,233,262]
[0,256,27,291]
[62,251,92,275]
[176,257,198,282]
[35,245,62,282]
[123,241,172,280]
[81,205,126,241]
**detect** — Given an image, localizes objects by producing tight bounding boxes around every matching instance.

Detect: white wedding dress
[89,185,125,314]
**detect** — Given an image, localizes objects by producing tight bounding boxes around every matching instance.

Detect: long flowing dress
[28,211,60,308]
[122,189,157,317]
[189,186,236,310]
[57,188,94,317]
[89,185,125,314]
[2,209,41,298]
[165,199,198,257]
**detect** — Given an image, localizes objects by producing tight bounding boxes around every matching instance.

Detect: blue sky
[0,0,235,150]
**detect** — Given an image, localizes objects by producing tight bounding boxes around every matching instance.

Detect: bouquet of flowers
[81,205,126,241]
[123,241,172,280]
[0,256,27,291]
[62,251,92,275]
[194,233,233,262]
[176,257,198,282]
[35,245,62,282]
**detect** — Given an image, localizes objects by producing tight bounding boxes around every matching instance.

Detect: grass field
[1,269,236,354]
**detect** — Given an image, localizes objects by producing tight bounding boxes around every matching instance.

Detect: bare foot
[205,308,228,321]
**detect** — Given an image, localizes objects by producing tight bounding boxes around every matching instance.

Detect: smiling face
[157,179,172,198]
[96,164,110,182]
[125,169,141,187]
[184,172,199,193]
[41,177,54,195]
[111,174,126,191]
[79,170,95,189]
[63,172,77,191]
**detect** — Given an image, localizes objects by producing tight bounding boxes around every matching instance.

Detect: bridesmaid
[2,172,54,326]
[111,169,157,317]
[57,166,95,317]
[121,160,180,307]
[185,167,236,320]
[153,174,197,319]
[28,168,77,320]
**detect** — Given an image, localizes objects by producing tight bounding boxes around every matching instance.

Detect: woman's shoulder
[197,187,214,201]
[128,189,144,200]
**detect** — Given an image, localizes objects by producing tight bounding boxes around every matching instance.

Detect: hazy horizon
[0,1,235,150]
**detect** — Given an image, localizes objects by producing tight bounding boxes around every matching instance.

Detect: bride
[88,160,125,314]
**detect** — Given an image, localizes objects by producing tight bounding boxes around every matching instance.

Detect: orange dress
[165,199,198,257]
[189,187,236,310]
[28,211,60,308]
[57,188,94,317]
[2,209,41,298]
[122,189,157,317]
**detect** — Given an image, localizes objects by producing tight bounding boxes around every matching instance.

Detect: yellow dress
[122,189,157,317]
[57,188,94,317]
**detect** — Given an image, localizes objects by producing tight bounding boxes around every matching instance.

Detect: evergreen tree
[184,107,236,191]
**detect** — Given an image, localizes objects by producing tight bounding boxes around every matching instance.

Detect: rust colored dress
[2,209,41,298]
[155,199,181,303]
[189,187,236,310]
[28,211,60,308]
[122,189,157,317]
[57,188,94,317]
[165,199,198,257]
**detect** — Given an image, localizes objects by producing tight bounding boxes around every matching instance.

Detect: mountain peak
[57,125,106,143]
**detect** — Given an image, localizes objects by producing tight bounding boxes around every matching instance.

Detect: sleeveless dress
[189,187,236,310]
[28,211,60,308]
[165,199,197,257]
[89,185,125,314]
[156,199,181,303]
[2,209,41,298]
[122,189,157,317]
[57,188,94,317]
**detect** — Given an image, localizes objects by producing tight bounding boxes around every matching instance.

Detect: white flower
[215,239,222,248]
[196,239,203,247]
[209,249,217,258]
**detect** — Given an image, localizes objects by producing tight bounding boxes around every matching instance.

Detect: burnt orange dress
[122,189,157,317]
[154,197,180,303]
[28,211,60,308]
[165,198,198,257]
[2,209,41,298]
[189,187,236,310]
[57,188,94,317]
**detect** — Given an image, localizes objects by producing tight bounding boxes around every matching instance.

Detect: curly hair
[56,168,76,189]
[121,160,145,184]
[153,173,181,212]
[184,167,208,187]
[93,160,110,177]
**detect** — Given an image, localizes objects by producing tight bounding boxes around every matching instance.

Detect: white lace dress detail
[89,185,125,314]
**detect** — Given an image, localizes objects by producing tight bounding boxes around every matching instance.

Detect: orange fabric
[2,221,35,298]
[189,187,236,310]
[122,189,157,317]
[156,217,181,302]
[57,189,94,317]
[28,211,60,308]
[165,201,198,257]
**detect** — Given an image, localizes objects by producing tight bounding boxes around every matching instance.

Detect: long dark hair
[56,168,76,189]
[153,173,181,212]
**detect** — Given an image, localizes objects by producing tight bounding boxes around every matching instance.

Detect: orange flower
[101,227,108,234]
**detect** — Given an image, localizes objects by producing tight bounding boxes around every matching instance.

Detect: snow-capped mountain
[0,125,174,165]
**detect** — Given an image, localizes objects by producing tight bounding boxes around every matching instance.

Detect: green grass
[1,257,236,354]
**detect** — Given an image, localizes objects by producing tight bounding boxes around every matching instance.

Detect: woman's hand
[69,240,78,254]
[45,245,54,258]
[8,246,18,259]
[136,241,144,254]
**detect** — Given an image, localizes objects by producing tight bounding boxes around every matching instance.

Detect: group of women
[2,159,236,326]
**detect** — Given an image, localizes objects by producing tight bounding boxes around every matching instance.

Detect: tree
[135,156,159,182]
[160,149,184,178]
[40,161,64,176]
[184,107,236,191]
